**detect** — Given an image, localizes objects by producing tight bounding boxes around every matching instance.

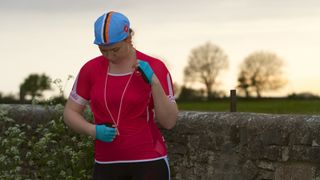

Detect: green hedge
[0,108,94,179]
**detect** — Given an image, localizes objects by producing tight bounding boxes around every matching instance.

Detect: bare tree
[237,51,287,98]
[184,42,229,100]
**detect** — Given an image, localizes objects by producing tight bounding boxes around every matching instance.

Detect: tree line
[0,41,318,104]
[0,74,72,104]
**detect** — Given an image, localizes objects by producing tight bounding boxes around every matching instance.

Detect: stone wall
[1,104,320,180]
[163,111,320,180]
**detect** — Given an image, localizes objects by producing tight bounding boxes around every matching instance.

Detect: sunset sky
[1,0,320,98]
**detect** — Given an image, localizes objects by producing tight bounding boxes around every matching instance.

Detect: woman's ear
[124,35,133,46]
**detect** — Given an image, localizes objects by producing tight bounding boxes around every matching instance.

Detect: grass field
[177,98,320,115]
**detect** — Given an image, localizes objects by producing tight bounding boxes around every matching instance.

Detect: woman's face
[99,40,131,62]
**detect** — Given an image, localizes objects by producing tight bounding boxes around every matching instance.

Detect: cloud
[1,0,320,22]
[0,0,121,13]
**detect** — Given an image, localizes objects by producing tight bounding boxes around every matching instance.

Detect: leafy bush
[0,108,94,179]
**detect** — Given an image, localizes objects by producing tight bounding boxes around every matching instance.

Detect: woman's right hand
[95,125,117,142]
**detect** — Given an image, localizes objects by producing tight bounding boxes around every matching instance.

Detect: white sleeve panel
[69,90,89,105]
[166,73,176,103]
[68,75,89,105]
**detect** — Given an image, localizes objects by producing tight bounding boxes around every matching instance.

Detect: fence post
[230,89,237,112]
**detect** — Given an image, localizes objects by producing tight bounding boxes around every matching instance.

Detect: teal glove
[95,124,116,142]
[138,60,154,84]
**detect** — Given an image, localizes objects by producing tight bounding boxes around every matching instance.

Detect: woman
[63,11,178,180]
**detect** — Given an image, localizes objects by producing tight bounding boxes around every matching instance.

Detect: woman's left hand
[137,60,154,84]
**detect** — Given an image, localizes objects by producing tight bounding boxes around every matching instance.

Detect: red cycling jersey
[69,50,175,163]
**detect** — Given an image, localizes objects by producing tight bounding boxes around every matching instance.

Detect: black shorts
[93,158,170,180]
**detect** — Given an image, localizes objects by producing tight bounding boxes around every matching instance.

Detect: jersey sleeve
[69,63,92,105]
[153,61,176,103]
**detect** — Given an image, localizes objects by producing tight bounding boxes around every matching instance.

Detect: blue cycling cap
[94,11,130,46]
